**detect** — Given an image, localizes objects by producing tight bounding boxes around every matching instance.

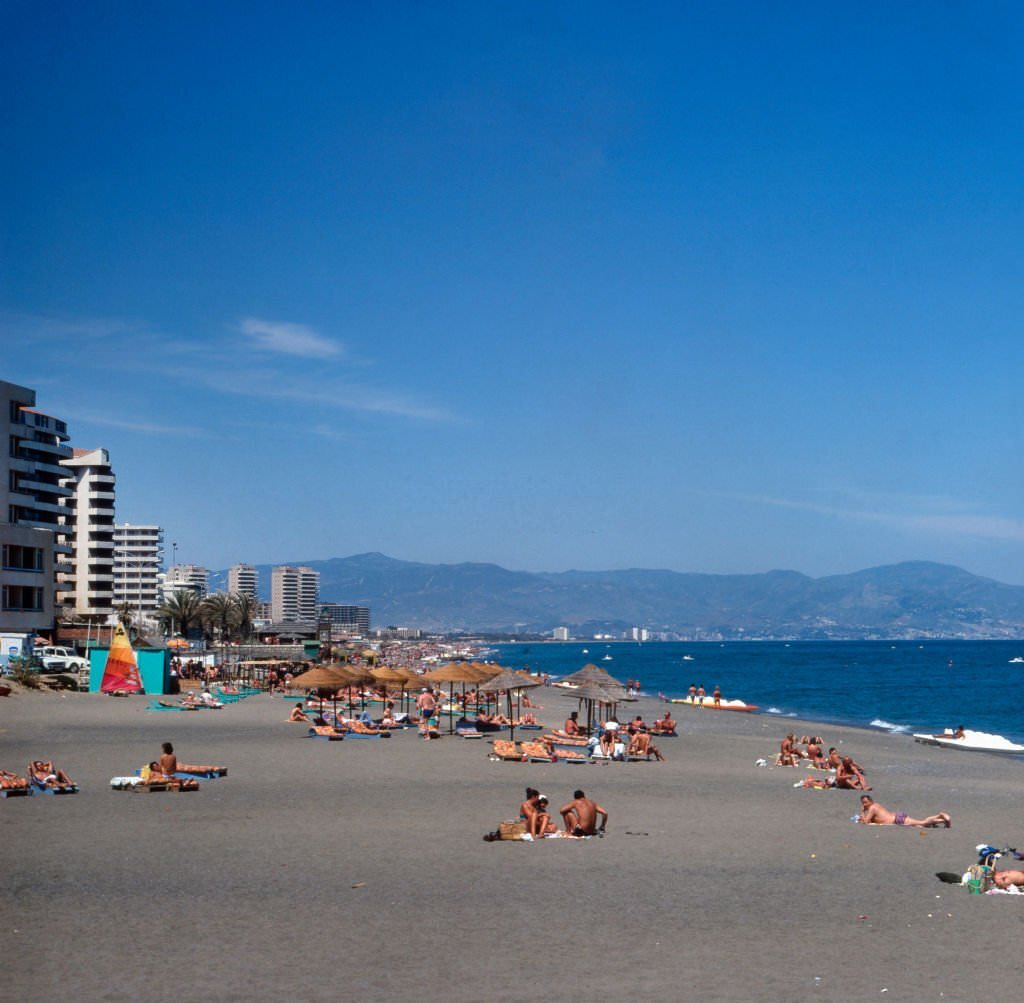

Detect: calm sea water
[493,640,1024,745]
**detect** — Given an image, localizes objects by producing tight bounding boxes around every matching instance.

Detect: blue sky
[4,3,1024,582]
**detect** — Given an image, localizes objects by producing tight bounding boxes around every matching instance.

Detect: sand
[2,684,1022,1002]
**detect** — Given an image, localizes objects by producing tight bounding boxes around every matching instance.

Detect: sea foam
[870,719,911,734]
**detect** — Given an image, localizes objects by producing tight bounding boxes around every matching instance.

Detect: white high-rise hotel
[113,524,164,620]
[272,565,319,623]
[229,563,258,598]
[60,448,116,617]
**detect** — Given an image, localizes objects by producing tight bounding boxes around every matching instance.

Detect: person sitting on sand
[993,869,1024,889]
[599,729,616,757]
[628,730,665,761]
[835,755,871,791]
[289,704,311,723]
[564,711,583,736]
[651,711,676,734]
[560,789,608,836]
[533,795,557,837]
[159,742,178,777]
[826,747,842,770]
[777,733,804,766]
[857,795,950,828]
[28,760,74,788]
[805,737,827,768]
[520,787,541,826]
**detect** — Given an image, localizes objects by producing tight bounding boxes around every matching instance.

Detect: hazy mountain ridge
[213,554,1024,639]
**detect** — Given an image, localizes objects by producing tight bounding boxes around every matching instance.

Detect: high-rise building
[228,563,258,599]
[1,380,72,632]
[319,603,370,637]
[163,564,208,600]
[272,565,319,622]
[552,626,570,641]
[113,524,164,621]
[60,448,116,618]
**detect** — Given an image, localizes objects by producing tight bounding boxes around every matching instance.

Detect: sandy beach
[2,685,1022,1002]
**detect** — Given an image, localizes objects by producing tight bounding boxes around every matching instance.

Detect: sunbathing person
[777,733,804,766]
[627,731,665,761]
[805,738,828,768]
[520,711,538,726]
[532,796,557,837]
[0,769,30,789]
[159,742,178,777]
[599,729,616,757]
[28,760,75,788]
[651,711,676,734]
[289,704,311,723]
[564,712,583,736]
[560,789,608,836]
[520,787,541,827]
[835,755,871,791]
[827,747,842,770]
[993,869,1024,889]
[857,795,950,828]
[933,724,967,740]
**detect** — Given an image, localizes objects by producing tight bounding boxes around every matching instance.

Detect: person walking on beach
[688,683,697,702]
[858,795,950,828]
[713,685,721,707]
[696,684,706,706]
[560,789,608,836]
[416,688,437,736]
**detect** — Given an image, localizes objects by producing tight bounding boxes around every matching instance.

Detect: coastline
[3,684,1023,1001]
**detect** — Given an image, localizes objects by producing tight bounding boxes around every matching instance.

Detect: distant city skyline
[5,4,1023,585]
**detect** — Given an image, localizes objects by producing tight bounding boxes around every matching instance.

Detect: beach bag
[967,864,993,892]
[498,820,527,840]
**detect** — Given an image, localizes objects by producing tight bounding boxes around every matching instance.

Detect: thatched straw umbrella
[423,662,480,733]
[370,666,409,719]
[560,681,623,734]
[286,664,352,720]
[561,663,626,694]
[477,669,542,744]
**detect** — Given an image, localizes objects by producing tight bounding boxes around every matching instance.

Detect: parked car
[37,646,89,673]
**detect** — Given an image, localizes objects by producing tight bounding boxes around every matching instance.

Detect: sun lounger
[490,740,524,762]
[175,765,227,779]
[520,741,556,763]
[456,718,483,738]
[553,748,588,763]
[30,778,79,794]
[1,780,33,797]
[111,776,199,792]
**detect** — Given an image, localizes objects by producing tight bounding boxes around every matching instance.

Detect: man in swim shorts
[858,795,951,828]
[560,789,608,836]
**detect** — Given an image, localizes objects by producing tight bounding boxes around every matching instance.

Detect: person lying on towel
[858,795,950,828]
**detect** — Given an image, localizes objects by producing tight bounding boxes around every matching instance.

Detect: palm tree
[158,589,202,639]
[231,592,257,643]
[200,592,238,644]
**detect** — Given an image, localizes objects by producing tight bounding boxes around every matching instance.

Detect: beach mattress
[30,780,79,794]
[1,786,33,797]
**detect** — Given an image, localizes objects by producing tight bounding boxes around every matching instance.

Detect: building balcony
[20,438,74,459]
[13,477,74,497]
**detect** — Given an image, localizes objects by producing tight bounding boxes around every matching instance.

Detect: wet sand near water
[2,687,1023,1002]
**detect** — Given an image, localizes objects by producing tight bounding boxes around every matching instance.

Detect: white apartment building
[272,565,319,623]
[552,626,570,641]
[1,380,73,631]
[113,524,164,620]
[164,564,209,600]
[60,448,116,618]
[228,563,258,598]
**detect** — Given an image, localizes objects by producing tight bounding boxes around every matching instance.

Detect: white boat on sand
[912,728,1024,755]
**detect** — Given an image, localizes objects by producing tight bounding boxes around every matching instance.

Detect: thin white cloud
[62,410,205,437]
[695,488,1024,543]
[239,318,343,359]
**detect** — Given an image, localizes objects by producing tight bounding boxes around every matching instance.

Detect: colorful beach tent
[99,624,144,694]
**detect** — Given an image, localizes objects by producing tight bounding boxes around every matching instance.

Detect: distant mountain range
[209,553,1024,639]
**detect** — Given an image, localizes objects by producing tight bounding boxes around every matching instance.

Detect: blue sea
[493,640,1024,745]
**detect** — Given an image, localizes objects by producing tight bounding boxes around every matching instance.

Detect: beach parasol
[561,663,626,694]
[477,669,542,744]
[370,666,410,719]
[286,665,352,720]
[560,682,623,733]
[423,663,480,733]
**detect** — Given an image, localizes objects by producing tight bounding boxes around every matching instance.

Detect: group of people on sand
[1,761,75,790]
[518,787,608,838]
[561,711,666,761]
[777,732,952,828]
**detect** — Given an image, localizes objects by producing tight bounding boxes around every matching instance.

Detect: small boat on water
[912,728,1024,755]
[1009,657,1024,664]
[663,695,759,713]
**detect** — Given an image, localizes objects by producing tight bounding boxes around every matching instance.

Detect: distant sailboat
[100,623,144,694]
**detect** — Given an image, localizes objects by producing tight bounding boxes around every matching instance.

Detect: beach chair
[520,741,556,763]
[490,740,524,762]
[30,778,79,794]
